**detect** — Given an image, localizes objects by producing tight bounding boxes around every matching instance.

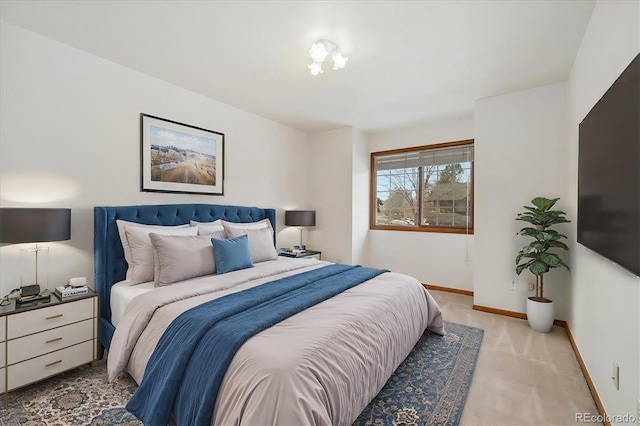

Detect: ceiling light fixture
[307,40,348,76]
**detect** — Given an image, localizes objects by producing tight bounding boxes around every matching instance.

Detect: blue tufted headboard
[93,203,276,354]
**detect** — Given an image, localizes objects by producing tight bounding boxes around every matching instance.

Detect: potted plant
[515,197,570,333]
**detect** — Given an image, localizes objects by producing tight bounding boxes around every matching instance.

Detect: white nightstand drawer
[8,318,93,365]
[7,298,93,339]
[8,340,93,390]
[0,316,6,342]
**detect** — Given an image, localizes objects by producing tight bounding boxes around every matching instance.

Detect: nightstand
[0,289,98,408]
[279,250,322,260]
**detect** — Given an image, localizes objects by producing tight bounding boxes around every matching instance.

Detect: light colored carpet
[429,290,600,426]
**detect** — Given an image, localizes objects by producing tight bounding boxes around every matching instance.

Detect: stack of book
[279,248,308,257]
[55,285,89,299]
[17,291,51,304]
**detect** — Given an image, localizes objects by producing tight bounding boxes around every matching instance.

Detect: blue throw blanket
[126,264,387,426]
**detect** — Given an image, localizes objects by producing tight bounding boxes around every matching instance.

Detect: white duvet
[107,258,445,425]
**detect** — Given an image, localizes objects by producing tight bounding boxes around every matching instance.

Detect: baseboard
[472,305,566,327]
[472,304,609,425]
[472,304,526,320]
[564,324,610,426]
[422,284,473,296]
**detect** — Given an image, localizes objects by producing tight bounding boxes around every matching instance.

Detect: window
[370,139,474,234]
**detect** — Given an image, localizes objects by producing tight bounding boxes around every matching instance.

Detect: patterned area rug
[0,361,140,426]
[354,321,484,426]
[0,321,482,426]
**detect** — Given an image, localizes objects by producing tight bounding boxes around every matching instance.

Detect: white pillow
[190,219,225,236]
[224,226,278,263]
[150,231,225,286]
[221,218,274,236]
[125,225,198,285]
[116,220,190,280]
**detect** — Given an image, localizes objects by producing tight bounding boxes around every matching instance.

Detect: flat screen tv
[578,53,639,277]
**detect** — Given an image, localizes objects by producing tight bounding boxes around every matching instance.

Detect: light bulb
[332,51,348,70]
[308,61,324,76]
[309,42,328,62]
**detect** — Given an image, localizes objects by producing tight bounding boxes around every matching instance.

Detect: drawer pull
[46,314,63,320]
[46,337,62,344]
[46,360,62,367]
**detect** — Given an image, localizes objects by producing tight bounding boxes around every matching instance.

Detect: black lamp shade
[285,210,316,227]
[0,208,71,243]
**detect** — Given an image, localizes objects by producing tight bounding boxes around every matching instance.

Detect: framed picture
[141,114,224,195]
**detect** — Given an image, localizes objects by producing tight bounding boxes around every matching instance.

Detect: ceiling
[0,0,596,134]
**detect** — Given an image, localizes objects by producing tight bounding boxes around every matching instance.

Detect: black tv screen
[578,53,639,277]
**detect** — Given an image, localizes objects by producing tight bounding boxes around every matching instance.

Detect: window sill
[370,225,474,235]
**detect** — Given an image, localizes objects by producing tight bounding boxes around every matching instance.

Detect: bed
[94,203,444,425]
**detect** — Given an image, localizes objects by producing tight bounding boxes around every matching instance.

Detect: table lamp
[285,210,316,250]
[0,208,71,294]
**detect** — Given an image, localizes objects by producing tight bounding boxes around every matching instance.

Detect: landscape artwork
[141,114,224,195]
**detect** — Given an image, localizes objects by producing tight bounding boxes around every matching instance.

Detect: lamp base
[21,246,49,289]
[294,245,306,250]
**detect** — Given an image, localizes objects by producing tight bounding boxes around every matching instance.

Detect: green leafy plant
[515,197,571,302]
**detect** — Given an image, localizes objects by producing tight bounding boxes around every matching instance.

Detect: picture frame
[141,114,224,195]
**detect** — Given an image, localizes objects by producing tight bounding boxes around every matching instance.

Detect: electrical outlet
[528,282,535,292]
[612,362,619,390]
[510,279,517,291]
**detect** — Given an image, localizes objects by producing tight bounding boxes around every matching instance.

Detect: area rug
[0,321,482,426]
[354,321,483,426]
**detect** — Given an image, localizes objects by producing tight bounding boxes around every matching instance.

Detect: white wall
[474,83,569,316]
[307,127,369,267]
[0,22,311,294]
[566,0,639,421]
[351,129,370,266]
[368,116,475,290]
[308,127,354,264]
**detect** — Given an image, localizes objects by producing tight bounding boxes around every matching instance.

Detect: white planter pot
[526,298,554,333]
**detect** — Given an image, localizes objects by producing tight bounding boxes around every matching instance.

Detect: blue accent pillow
[211,234,254,274]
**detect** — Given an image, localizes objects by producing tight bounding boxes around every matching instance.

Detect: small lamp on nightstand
[285,210,316,250]
[0,208,71,294]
